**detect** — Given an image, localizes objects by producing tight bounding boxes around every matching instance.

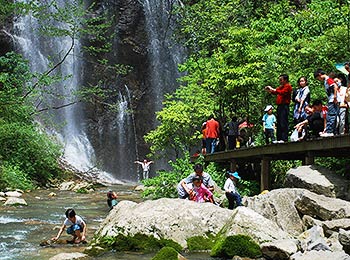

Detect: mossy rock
[211,234,262,258]
[151,246,179,260]
[98,233,182,253]
[186,234,216,251]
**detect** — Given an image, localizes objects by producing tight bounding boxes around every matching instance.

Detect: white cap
[264,105,273,112]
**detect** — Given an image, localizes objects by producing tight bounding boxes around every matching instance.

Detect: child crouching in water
[190,175,214,203]
[52,208,87,244]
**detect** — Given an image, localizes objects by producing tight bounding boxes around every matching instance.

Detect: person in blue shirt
[262,105,277,144]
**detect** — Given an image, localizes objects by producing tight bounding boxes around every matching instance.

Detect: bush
[99,233,182,253]
[211,234,262,259]
[186,234,216,251]
[0,162,34,190]
[151,246,179,260]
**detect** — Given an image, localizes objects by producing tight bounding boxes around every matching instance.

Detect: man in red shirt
[265,74,292,142]
[205,115,220,154]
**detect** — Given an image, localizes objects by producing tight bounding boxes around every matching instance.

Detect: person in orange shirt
[205,115,220,154]
[201,122,207,154]
[265,74,292,142]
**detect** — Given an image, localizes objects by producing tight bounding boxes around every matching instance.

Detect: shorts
[67,224,83,234]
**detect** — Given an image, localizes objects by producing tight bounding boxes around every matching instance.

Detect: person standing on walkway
[265,74,293,142]
[205,115,220,154]
[314,69,339,137]
[134,159,154,180]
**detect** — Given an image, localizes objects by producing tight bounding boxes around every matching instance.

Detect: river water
[0,185,215,260]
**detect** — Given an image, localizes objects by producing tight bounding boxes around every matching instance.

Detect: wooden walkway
[205,135,350,190]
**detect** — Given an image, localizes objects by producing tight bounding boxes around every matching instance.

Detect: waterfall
[13,0,96,173]
[10,0,187,183]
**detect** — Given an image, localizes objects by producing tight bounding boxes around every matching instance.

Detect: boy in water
[107,190,118,210]
[52,208,87,244]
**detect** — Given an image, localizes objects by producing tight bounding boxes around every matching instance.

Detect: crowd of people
[200,66,350,153]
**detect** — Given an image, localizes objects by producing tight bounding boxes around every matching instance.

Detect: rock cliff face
[2,0,186,181]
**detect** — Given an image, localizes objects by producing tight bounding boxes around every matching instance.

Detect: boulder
[218,207,291,244]
[134,185,145,191]
[49,252,89,260]
[298,226,330,252]
[302,215,323,229]
[339,229,350,254]
[244,188,305,236]
[322,219,350,233]
[59,181,75,191]
[295,190,350,220]
[285,165,350,200]
[261,239,298,260]
[5,191,22,197]
[0,196,6,202]
[72,182,93,192]
[290,250,350,260]
[4,197,27,206]
[95,199,233,248]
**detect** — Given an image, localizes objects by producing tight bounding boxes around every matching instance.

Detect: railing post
[261,156,271,191]
[230,159,237,172]
[303,151,315,165]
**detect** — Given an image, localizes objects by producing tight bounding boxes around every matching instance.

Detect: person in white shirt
[134,159,154,180]
[52,208,87,244]
[224,171,242,209]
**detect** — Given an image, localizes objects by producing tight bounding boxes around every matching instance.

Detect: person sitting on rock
[107,190,118,210]
[224,171,242,210]
[52,208,87,244]
[179,164,214,200]
[190,175,214,203]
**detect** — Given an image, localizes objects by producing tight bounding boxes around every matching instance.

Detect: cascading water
[13,0,96,173]
[10,0,186,183]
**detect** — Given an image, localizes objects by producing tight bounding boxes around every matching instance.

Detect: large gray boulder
[290,250,350,260]
[285,165,350,201]
[261,239,298,260]
[295,190,350,220]
[218,207,291,244]
[244,188,305,236]
[95,199,232,248]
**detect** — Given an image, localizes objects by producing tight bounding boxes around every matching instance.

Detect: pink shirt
[193,184,213,203]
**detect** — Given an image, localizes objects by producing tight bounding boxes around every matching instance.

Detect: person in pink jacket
[190,176,214,203]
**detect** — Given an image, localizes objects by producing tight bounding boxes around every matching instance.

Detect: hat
[228,171,241,180]
[264,105,273,112]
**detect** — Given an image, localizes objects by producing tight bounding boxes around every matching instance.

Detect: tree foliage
[145,0,350,157]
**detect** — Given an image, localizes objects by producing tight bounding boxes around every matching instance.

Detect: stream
[0,185,215,260]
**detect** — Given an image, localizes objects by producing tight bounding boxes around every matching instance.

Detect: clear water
[0,186,215,260]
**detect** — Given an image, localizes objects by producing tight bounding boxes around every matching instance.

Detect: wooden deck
[205,135,350,190]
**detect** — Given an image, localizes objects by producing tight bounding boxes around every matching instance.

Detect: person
[294,76,310,123]
[334,74,348,134]
[52,208,87,244]
[224,171,242,210]
[224,116,240,150]
[205,115,220,154]
[189,175,214,203]
[265,74,293,142]
[314,69,339,136]
[294,100,326,138]
[134,159,154,180]
[107,190,118,210]
[262,105,276,144]
[179,164,214,199]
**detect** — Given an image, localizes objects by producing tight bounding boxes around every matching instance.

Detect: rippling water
[0,185,215,260]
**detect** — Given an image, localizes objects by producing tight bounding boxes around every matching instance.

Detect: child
[224,171,242,210]
[107,190,118,210]
[190,175,214,203]
[52,208,87,244]
[262,105,276,144]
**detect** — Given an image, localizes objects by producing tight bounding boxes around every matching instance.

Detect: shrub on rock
[151,247,179,260]
[211,234,262,258]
